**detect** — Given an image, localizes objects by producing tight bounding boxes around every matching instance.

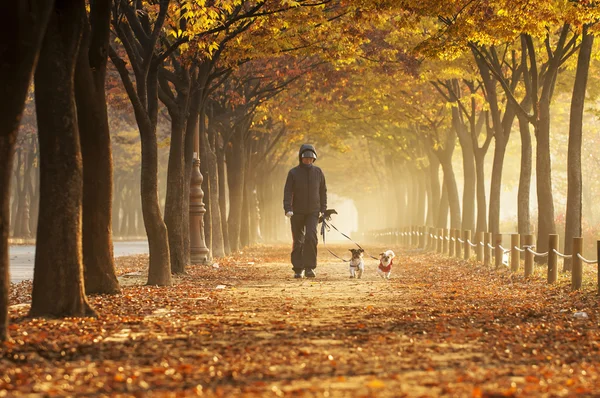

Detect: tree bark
[426,154,440,227]
[0,0,53,340]
[453,108,476,233]
[564,27,593,271]
[439,157,461,229]
[474,150,487,234]
[164,115,187,274]
[535,101,556,253]
[226,128,245,252]
[204,127,225,257]
[436,181,449,229]
[416,169,426,226]
[517,104,532,235]
[30,0,96,318]
[75,0,119,294]
[216,144,231,254]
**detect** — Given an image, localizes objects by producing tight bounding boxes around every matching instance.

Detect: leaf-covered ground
[3,244,600,397]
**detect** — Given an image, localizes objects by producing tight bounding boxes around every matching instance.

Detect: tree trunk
[112,178,122,236]
[564,27,593,271]
[240,178,250,248]
[416,169,426,226]
[456,117,476,233]
[140,110,172,285]
[436,181,449,229]
[75,0,119,294]
[517,109,532,235]
[535,101,557,254]
[474,151,487,234]
[164,115,186,274]
[439,157,461,229]
[226,130,245,252]
[488,136,507,234]
[205,129,225,257]
[30,0,96,317]
[216,145,230,254]
[427,155,440,227]
[0,0,53,340]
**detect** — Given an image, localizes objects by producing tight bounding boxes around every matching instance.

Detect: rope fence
[363,226,600,293]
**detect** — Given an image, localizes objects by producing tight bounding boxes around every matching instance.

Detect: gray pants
[290,212,319,272]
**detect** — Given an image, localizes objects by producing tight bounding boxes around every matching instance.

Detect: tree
[75,0,120,294]
[30,0,96,318]
[0,0,54,341]
[564,24,594,271]
[110,0,172,286]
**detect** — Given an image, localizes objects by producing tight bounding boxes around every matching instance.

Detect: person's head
[298,144,317,165]
[302,156,315,165]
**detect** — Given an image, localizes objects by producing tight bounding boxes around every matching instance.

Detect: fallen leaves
[3,244,600,396]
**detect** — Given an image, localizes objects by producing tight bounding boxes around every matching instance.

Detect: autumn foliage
[4,245,600,396]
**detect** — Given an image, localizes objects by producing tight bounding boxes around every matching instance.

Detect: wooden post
[523,234,534,277]
[419,226,425,248]
[455,229,462,259]
[463,230,471,261]
[571,237,583,291]
[449,229,455,257]
[494,234,503,269]
[437,228,443,253]
[476,231,484,263]
[510,234,520,272]
[548,234,558,284]
[484,232,491,267]
[442,228,448,254]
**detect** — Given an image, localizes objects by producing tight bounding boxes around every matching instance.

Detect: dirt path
[3,243,600,396]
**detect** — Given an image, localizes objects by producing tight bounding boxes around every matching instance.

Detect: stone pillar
[190,152,210,264]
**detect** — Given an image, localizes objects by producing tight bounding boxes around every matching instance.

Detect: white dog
[377,250,395,279]
[348,249,364,279]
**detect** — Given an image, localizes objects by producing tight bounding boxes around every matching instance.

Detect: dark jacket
[283,144,327,215]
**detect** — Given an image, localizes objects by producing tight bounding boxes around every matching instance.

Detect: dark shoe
[294,271,304,279]
[305,268,316,278]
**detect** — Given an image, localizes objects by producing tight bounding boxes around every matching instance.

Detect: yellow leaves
[281,0,301,7]
[366,379,386,388]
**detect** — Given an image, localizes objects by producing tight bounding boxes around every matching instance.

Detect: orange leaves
[5,244,600,395]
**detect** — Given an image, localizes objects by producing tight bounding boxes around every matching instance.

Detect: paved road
[9,241,149,283]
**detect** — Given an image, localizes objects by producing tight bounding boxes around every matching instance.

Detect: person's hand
[285,211,293,218]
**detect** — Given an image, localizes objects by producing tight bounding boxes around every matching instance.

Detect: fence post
[419,226,425,249]
[548,234,558,284]
[571,237,583,291]
[476,231,484,263]
[449,229,455,257]
[524,234,534,277]
[494,234,503,269]
[455,229,462,259]
[437,228,443,254]
[510,234,520,272]
[484,232,491,267]
[463,230,471,261]
[428,227,435,250]
[442,228,448,255]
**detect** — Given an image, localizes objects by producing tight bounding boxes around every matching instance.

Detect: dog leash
[320,219,380,261]
[320,221,351,262]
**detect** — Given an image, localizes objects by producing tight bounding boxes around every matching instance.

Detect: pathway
[3,243,600,396]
